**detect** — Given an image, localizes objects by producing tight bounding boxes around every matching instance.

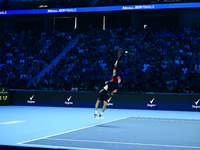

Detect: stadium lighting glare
[74,17,77,29]
[103,16,105,30]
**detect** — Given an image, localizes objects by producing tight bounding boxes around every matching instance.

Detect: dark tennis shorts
[97,89,109,101]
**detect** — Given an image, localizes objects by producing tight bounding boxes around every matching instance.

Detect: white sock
[95,110,97,114]
[100,112,103,115]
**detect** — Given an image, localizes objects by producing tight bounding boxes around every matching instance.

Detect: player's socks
[95,110,97,114]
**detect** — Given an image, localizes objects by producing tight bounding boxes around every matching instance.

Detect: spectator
[71,84,78,91]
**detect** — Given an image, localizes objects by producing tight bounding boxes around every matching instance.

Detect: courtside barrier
[9,89,200,111]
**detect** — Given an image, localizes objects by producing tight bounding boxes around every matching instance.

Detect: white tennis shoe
[94,114,99,119]
[99,114,104,119]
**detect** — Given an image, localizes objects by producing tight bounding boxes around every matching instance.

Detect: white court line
[22,143,108,150]
[131,116,200,120]
[128,117,200,122]
[46,138,200,149]
[0,121,26,124]
[18,116,130,145]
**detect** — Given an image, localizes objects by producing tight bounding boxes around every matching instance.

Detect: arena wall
[10,90,200,112]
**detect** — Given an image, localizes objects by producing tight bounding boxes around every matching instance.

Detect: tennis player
[94,61,121,119]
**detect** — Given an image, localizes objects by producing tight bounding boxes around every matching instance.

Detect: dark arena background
[1,0,200,150]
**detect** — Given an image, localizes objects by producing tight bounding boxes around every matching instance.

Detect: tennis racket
[117,48,123,61]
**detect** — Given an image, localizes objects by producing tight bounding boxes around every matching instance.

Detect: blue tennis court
[0,106,200,150]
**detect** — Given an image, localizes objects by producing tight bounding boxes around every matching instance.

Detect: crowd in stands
[0,0,22,10]
[0,0,92,10]
[48,0,92,8]
[33,24,200,93]
[1,16,200,93]
[0,27,76,89]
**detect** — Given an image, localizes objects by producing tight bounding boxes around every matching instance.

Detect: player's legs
[94,89,108,119]
[99,100,107,120]
[102,100,107,112]
[95,99,101,111]
[94,99,101,119]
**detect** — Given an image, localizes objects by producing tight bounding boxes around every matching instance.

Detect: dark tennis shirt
[106,76,119,91]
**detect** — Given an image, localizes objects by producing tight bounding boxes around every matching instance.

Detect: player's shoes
[94,114,99,119]
[99,114,105,119]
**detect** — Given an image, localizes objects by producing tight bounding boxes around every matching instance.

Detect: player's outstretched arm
[113,61,118,76]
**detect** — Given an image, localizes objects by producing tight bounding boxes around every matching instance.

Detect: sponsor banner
[107,96,113,106]
[192,99,200,109]
[11,91,97,108]
[147,97,157,108]
[65,96,73,105]
[10,90,200,111]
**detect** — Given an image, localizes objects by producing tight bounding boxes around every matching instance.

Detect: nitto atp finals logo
[65,96,73,105]
[147,97,156,107]
[192,99,200,109]
[27,95,35,104]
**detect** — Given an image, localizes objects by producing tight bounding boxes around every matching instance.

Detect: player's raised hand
[114,61,118,67]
